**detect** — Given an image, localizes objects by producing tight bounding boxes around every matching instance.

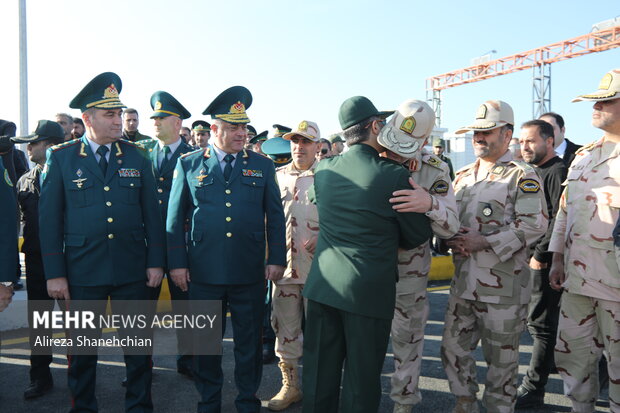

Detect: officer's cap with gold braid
[69,72,126,112]
[455,100,514,134]
[572,68,620,102]
[272,124,292,138]
[202,86,252,124]
[192,120,211,132]
[150,91,191,119]
[247,125,257,138]
[283,120,321,142]
[249,130,268,144]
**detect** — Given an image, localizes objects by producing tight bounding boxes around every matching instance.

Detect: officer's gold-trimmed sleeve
[484,168,548,263]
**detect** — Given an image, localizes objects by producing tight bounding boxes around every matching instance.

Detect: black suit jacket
[562,138,581,167]
[17,166,41,255]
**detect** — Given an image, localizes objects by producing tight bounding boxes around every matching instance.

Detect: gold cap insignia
[399,117,416,134]
[476,104,488,119]
[298,121,308,131]
[230,101,246,114]
[103,83,119,99]
[599,73,613,90]
[155,101,163,110]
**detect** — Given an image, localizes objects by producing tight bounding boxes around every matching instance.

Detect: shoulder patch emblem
[430,180,449,194]
[4,169,13,187]
[518,178,540,193]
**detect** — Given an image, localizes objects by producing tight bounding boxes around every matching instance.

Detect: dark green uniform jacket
[39,136,165,286]
[303,144,432,319]
[0,157,18,282]
[166,147,286,284]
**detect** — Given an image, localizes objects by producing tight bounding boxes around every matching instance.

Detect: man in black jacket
[539,112,581,167]
[13,120,64,399]
[515,119,567,409]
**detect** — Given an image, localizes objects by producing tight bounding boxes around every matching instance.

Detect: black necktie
[159,146,171,172]
[97,145,109,174]
[223,154,234,181]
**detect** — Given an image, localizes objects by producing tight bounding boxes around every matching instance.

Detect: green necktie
[223,154,234,181]
[97,145,109,175]
[159,146,171,172]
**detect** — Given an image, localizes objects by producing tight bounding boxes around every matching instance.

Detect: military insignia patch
[518,179,540,193]
[427,157,441,167]
[476,104,488,119]
[430,180,449,194]
[399,117,416,134]
[196,171,209,183]
[118,168,141,178]
[155,101,163,110]
[298,121,308,131]
[230,101,245,114]
[76,169,83,177]
[4,169,13,187]
[491,165,505,175]
[72,178,87,189]
[103,83,119,99]
[79,143,88,157]
[599,73,613,90]
[242,169,263,178]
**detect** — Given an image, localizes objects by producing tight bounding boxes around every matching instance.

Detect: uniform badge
[430,180,449,194]
[196,170,209,183]
[72,178,87,189]
[230,101,245,114]
[103,83,119,99]
[242,169,263,178]
[155,101,163,110]
[118,168,140,178]
[518,178,540,193]
[476,104,488,119]
[298,121,308,131]
[427,157,441,167]
[4,169,13,187]
[482,204,493,216]
[491,165,505,175]
[76,169,83,177]
[599,73,613,90]
[79,143,88,157]
[399,116,416,134]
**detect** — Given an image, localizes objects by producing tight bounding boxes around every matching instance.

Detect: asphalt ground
[0,280,611,413]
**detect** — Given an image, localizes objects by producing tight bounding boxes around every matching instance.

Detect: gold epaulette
[50,139,81,152]
[180,149,203,159]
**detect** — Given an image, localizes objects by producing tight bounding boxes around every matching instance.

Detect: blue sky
[1,0,619,145]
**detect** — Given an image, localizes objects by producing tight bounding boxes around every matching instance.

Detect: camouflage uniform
[271,160,319,362]
[549,139,620,413]
[441,150,548,413]
[391,148,459,406]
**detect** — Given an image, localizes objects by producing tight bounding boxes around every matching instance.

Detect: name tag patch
[242,169,263,178]
[118,168,140,178]
[430,180,449,194]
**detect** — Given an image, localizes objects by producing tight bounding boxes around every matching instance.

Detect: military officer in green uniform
[40,72,165,413]
[138,91,195,377]
[192,120,211,149]
[0,156,18,312]
[248,128,268,154]
[166,86,286,413]
[302,96,432,413]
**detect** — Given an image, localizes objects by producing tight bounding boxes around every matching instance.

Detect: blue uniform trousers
[190,281,264,413]
[67,281,152,413]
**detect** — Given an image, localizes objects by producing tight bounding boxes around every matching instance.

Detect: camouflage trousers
[441,295,527,413]
[271,283,306,362]
[555,292,620,413]
[390,277,429,405]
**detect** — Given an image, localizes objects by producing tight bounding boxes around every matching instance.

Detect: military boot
[268,361,302,411]
[452,396,479,413]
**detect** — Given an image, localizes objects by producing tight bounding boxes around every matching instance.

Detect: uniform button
[226,202,232,207]
[159,177,164,181]
[108,234,114,239]
[106,201,112,207]
[158,188,163,193]
[130,183,135,187]
[107,217,113,223]
[104,186,110,191]
[252,182,256,186]
[226,232,232,238]
[225,189,231,194]
[159,200,163,204]
[226,217,232,222]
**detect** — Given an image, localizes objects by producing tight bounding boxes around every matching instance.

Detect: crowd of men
[0,68,619,413]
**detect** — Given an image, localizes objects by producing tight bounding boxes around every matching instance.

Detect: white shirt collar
[85,136,112,158]
[555,139,567,158]
[211,144,239,162]
[158,137,182,156]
